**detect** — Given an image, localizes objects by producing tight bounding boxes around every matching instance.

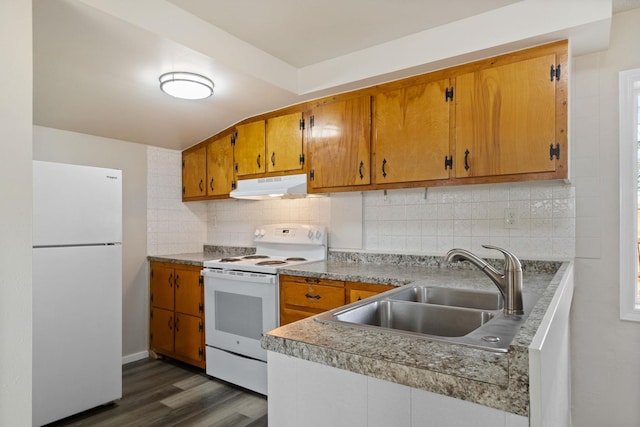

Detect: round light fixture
[159,72,214,100]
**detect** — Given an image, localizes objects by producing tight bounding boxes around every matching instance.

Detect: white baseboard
[122,350,149,365]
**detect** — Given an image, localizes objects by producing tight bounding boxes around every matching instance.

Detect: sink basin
[389,286,503,311]
[333,299,494,337]
[315,284,540,352]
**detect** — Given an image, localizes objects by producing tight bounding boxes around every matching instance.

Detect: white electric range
[201,223,327,395]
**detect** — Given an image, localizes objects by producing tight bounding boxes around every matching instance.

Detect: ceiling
[32,0,638,151]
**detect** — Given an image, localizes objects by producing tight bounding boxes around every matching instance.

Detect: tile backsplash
[147,146,207,255]
[362,183,575,259]
[147,147,575,259]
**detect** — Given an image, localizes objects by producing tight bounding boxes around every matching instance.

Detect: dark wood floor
[46,357,268,427]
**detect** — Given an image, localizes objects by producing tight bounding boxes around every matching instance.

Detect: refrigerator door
[32,244,122,426]
[33,160,122,246]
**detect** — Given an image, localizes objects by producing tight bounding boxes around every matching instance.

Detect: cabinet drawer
[280,282,345,311]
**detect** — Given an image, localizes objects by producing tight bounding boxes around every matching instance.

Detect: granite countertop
[262,254,569,417]
[147,245,256,267]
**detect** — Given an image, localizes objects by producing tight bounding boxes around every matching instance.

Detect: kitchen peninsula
[262,253,573,427]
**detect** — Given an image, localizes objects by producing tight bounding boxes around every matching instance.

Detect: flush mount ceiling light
[159,72,214,100]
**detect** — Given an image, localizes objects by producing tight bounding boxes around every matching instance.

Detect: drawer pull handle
[305,293,321,300]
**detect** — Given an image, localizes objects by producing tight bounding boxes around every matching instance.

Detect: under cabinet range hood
[230,174,309,200]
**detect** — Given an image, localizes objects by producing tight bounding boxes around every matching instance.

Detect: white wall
[0,1,32,424]
[33,126,149,361]
[570,8,640,426]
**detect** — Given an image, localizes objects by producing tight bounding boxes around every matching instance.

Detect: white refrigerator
[32,160,123,426]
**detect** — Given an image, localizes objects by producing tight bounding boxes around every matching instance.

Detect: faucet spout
[445,245,523,316]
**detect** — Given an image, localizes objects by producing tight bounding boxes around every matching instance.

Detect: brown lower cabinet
[149,261,205,368]
[279,275,394,326]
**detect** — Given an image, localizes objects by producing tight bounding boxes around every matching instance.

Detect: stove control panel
[253,224,327,245]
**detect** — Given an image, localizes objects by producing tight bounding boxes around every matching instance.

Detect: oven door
[203,269,277,361]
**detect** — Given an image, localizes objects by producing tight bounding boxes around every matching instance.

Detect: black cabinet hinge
[299,118,305,130]
[310,169,315,181]
[232,131,237,145]
[150,293,154,304]
[182,186,185,196]
[310,115,315,128]
[182,159,185,169]
[550,144,561,160]
[445,87,454,102]
[150,309,153,320]
[198,276,203,286]
[198,322,203,332]
[234,163,238,173]
[550,64,561,81]
[150,268,154,279]
[299,153,305,165]
[231,180,237,190]
[444,155,453,170]
[198,347,203,358]
[198,303,203,313]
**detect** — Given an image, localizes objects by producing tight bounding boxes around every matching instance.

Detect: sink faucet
[445,245,523,316]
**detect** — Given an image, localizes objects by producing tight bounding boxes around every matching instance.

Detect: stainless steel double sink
[314,285,538,352]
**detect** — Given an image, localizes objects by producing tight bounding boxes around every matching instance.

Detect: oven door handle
[201,269,275,284]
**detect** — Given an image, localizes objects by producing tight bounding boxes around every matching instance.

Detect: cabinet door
[455,54,557,178]
[235,120,265,176]
[182,146,207,199]
[374,80,451,183]
[266,112,304,173]
[150,262,174,311]
[174,267,202,317]
[174,313,204,363]
[206,134,235,196]
[150,307,174,354]
[346,282,395,304]
[308,97,371,189]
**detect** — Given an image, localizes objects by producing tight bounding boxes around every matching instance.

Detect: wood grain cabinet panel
[182,146,206,200]
[455,54,559,179]
[234,120,266,176]
[279,275,345,326]
[266,112,305,173]
[374,79,451,184]
[150,307,174,355]
[345,282,395,304]
[308,96,371,190]
[149,261,205,368]
[206,134,235,197]
[174,313,204,363]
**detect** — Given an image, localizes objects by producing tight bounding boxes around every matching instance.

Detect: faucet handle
[481,245,522,272]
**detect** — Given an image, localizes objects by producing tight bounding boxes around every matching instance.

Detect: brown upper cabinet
[373,79,451,184]
[234,120,266,177]
[308,96,371,191]
[206,133,235,197]
[182,146,206,200]
[181,40,567,200]
[265,112,305,173]
[454,51,565,180]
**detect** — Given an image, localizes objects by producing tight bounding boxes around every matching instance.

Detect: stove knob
[259,229,266,237]
[308,230,314,239]
[254,229,261,237]
[315,230,323,240]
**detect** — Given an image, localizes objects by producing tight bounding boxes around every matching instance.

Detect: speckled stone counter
[147,245,255,266]
[263,254,570,416]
